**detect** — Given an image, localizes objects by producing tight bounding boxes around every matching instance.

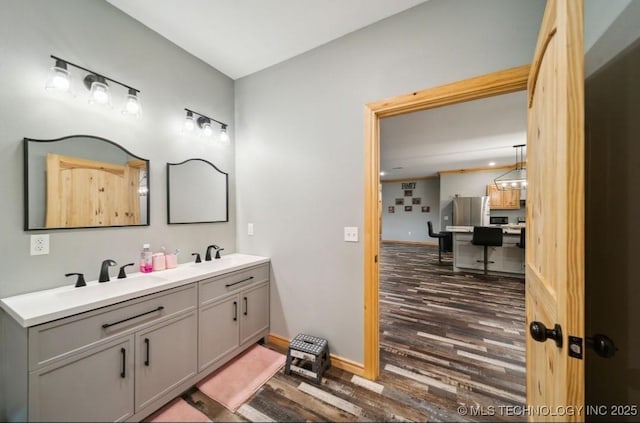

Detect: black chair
[471,226,503,276]
[427,221,447,264]
[517,227,526,249]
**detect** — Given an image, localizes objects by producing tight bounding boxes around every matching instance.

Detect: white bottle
[140,243,153,273]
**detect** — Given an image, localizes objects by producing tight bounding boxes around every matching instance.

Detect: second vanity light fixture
[45,55,142,117]
[183,108,230,144]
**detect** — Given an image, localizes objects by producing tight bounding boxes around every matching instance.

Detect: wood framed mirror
[24,135,150,230]
[166,158,229,224]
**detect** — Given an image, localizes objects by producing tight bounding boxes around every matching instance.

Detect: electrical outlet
[344,227,359,242]
[30,234,50,255]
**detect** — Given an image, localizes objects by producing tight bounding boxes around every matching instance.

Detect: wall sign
[401,182,416,189]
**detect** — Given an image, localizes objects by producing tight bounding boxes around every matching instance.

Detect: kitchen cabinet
[0,254,270,422]
[198,264,270,374]
[487,184,520,209]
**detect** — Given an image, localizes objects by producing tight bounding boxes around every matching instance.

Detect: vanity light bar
[45,55,142,116]
[184,108,229,142]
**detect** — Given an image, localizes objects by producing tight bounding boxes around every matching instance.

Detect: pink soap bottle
[140,243,153,273]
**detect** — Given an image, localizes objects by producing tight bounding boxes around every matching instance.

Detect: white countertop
[0,253,270,328]
[446,225,523,235]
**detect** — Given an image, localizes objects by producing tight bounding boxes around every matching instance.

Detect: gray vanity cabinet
[29,336,135,422]
[198,263,270,374]
[22,285,197,422]
[0,255,270,422]
[134,312,197,411]
[240,282,270,344]
[198,295,240,371]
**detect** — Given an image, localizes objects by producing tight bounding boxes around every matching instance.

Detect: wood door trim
[363,65,530,379]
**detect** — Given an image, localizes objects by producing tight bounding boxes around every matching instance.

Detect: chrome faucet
[205,245,223,261]
[99,259,117,283]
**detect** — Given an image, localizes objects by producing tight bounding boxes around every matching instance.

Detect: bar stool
[427,221,447,264]
[517,227,526,248]
[471,226,503,276]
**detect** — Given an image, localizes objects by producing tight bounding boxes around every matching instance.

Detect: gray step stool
[285,334,330,384]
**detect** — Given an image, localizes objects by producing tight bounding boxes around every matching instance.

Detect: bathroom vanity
[0,254,270,422]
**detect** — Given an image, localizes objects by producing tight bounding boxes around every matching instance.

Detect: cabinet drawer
[199,264,269,305]
[28,285,196,369]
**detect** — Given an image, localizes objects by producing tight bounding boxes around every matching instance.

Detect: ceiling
[106,0,427,80]
[380,91,527,181]
[106,0,526,178]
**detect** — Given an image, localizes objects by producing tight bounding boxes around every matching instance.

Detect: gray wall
[381,179,440,242]
[235,0,545,362]
[0,1,235,298]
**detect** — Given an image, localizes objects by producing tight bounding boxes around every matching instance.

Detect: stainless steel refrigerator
[452,196,490,226]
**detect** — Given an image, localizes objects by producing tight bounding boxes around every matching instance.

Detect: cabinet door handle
[120,348,126,378]
[243,296,248,316]
[225,276,254,288]
[233,301,238,321]
[102,306,164,329]
[144,338,150,366]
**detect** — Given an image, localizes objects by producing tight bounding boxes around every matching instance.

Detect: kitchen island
[446,226,525,277]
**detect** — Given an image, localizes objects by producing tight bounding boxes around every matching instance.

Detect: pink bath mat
[145,398,211,422]
[197,344,286,412]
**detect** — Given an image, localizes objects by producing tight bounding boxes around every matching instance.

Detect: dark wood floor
[173,243,526,422]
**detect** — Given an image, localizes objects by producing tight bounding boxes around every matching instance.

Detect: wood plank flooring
[171,243,526,422]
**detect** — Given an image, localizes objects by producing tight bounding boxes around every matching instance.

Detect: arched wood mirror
[24,135,150,230]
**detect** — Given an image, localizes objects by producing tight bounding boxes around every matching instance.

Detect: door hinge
[374,255,378,263]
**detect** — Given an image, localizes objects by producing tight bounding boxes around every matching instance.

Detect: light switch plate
[30,234,50,255]
[248,223,254,236]
[344,227,359,242]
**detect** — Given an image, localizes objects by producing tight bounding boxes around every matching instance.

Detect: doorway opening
[362,65,530,380]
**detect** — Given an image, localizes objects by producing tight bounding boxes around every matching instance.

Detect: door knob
[586,334,617,358]
[529,321,563,347]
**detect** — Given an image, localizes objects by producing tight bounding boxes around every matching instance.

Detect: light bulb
[522,181,528,187]
[202,122,213,137]
[501,182,507,188]
[511,182,518,188]
[87,75,111,106]
[220,125,230,144]
[184,112,195,132]
[197,116,213,136]
[45,60,70,93]
[122,89,141,116]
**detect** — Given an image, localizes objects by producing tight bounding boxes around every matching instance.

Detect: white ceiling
[106,0,427,80]
[380,91,527,181]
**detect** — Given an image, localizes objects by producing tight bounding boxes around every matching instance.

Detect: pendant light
[494,144,527,190]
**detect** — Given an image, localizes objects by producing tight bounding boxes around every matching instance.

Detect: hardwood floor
[174,243,526,422]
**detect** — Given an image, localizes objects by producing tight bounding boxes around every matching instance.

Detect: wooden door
[526,0,584,419]
[45,153,142,227]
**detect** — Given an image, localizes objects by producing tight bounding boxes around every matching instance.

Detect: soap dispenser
[140,243,153,273]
